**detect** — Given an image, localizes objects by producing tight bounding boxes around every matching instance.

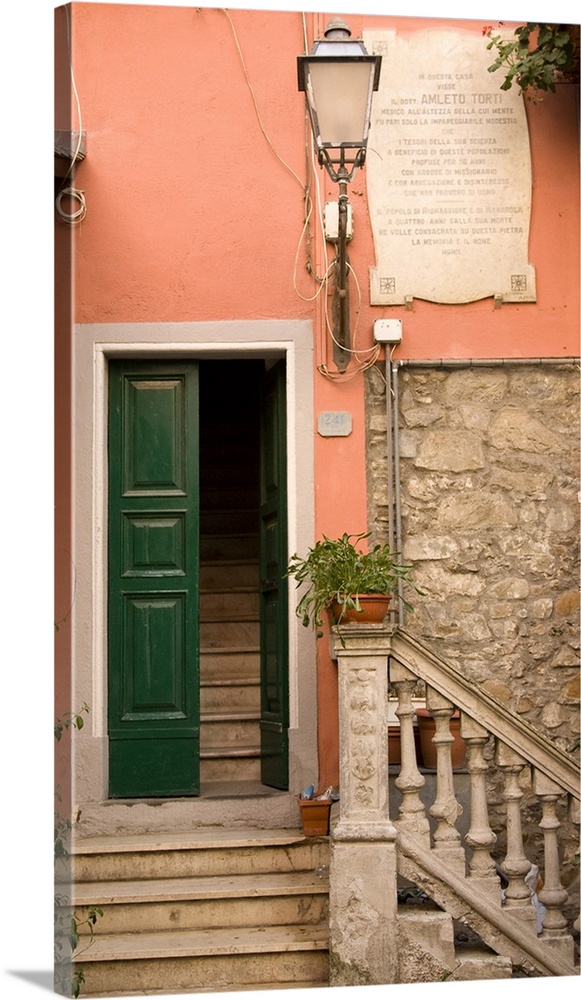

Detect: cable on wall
[55,6,86,224]
[221,8,328,304]
[222,7,379,382]
[55,187,86,224]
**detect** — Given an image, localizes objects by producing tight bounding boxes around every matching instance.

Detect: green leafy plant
[55,703,102,998]
[287,531,418,635]
[55,702,89,743]
[485,23,578,98]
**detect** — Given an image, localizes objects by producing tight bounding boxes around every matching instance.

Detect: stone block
[490,407,563,453]
[555,591,580,616]
[403,535,458,561]
[397,907,455,982]
[445,369,508,404]
[487,576,529,600]
[481,679,512,706]
[329,840,398,986]
[450,949,513,980]
[415,431,484,472]
[437,492,517,530]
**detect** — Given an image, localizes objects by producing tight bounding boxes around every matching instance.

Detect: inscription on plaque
[363,29,536,305]
[317,411,353,437]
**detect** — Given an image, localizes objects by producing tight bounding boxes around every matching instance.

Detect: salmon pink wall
[58,4,579,791]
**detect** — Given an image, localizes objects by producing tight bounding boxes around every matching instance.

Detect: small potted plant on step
[287,531,418,636]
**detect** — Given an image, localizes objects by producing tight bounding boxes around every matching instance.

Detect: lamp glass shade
[307,59,376,145]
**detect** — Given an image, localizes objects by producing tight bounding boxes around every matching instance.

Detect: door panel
[108,362,200,797]
[259,361,289,789]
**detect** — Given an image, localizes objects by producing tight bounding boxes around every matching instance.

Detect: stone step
[200,510,259,535]
[199,560,259,590]
[80,981,326,996]
[200,649,260,681]
[200,681,259,715]
[73,792,302,838]
[199,589,259,621]
[200,620,260,648]
[73,924,329,995]
[200,534,259,562]
[200,753,262,783]
[200,459,259,487]
[71,829,331,882]
[66,871,329,935]
[396,906,514,982]
[200,715,260,748]
[200,486,259,511]
[200,745,261,760]
[450,947,513,980]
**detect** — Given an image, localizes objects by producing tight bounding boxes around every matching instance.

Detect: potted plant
[287,531,418,635]
[297,785,336,837]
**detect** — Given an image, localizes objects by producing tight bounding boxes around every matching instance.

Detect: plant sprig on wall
[55,703,102,998]
[484,22,579,99]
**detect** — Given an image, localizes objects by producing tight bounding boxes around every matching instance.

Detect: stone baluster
[495,741,537,929]
[389,660,430,846]
[569,795,580,938]
[533,771,575,964]
[425,688,465,871]
[461,715,500,895]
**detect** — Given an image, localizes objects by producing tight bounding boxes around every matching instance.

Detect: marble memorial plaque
[364,29,536,305]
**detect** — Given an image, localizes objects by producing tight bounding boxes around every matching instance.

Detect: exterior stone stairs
[328,624,579,984]
[66,828,330,996]
[64,821,527,995]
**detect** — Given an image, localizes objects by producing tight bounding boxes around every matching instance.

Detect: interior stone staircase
[198,362,262,791]
[199,545,261,787]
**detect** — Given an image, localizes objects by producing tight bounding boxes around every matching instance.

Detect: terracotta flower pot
[297,796,332,836]
[331,593,392,624]
[388,725,402,765]
[388,724,422,766]
[415,709,466,770]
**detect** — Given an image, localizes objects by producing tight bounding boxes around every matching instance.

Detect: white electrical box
[373,319,402,344]
[324,201,353,242]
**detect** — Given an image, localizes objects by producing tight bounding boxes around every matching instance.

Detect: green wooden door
[108,361,200,797]
[259,361,289,789]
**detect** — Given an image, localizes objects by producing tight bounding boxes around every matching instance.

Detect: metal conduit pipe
[384,356,580,626]
[393,357,580,368]
[384,356,397,625]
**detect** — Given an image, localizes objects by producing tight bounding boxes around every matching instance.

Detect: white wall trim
[72,320,317,807]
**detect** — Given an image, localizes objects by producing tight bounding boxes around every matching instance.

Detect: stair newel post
[329,624,399,986]
[390,660,430,845]
[495,741,537,928]
[461,715,500,893]
[426,688,464,871]
[533,771,574,962]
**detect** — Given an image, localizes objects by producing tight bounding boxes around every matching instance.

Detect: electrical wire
[221,8,304,191]
[55,6,86,224]
[56,187,86,223]
[222,7,378,382]
[222,8,327,301]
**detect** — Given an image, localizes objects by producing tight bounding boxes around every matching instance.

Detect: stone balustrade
[329,623,579,983]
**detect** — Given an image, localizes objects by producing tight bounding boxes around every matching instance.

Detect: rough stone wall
[365,361,580,920]
[365,361,580,755]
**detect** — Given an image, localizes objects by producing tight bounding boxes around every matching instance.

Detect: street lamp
[298,18,381,370]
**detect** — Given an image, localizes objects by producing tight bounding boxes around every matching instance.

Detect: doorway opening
[199,359,264,792]
[107,357,289,798]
